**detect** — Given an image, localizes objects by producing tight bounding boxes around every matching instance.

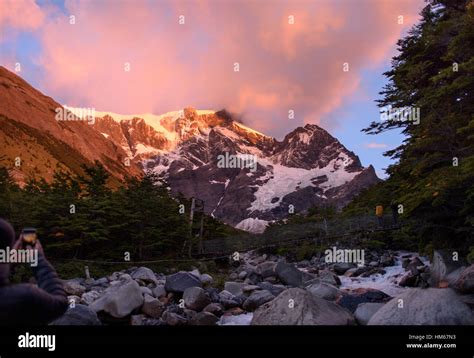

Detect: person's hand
[12,235,45,256]
[33,239,45,257]
[11,236,23,251]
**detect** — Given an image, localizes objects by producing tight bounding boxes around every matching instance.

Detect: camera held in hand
[21,228,37,246]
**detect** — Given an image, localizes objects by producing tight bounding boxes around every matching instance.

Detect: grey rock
[224,282,246,296]
[275,262,314,287]
[354,302,385,325]
[238,271,248,280]
[92,277,109,286]
[429,250,465,287]
[131,267,158,284]
[140,286,153,296]
[243,290,275,311]
[130,314,146,326]
[229,272,239,280]
[89,278,144,318]
[454,265,474,293]
[80,291,101,305]
[333,263,354,275]
[251,288,355,325]
[183,308,197,321]
[203,303,224,317]
[189,312,219,326]
[152,285,167,298]
[256,261,277,278]
[257,282,286,297]
[63,280,86,296]
[51,304,101,325]
[162,311,187,326]
[142,294,164,318]
[183,287,211,311]
[243,285,260,293]
[189,269,201,279]
[306,280,340,300]
[165,272,202,293]
[200,274,213,285]
[369,288,474,325]
[337,289,391,313]
[318,270,341,287]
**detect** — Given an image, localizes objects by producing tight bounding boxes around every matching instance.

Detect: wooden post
[188,198,196,258]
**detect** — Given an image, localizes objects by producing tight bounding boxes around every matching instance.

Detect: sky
[0,0,425,178]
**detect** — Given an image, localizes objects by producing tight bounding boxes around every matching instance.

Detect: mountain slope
[0,66,142,184]
[91,108,380,232]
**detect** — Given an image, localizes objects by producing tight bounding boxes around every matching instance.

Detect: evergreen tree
[358,0,474,251]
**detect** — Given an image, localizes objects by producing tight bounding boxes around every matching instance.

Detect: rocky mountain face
[91,107,380,233]
[0,67,379,232]
[0,66,142,184]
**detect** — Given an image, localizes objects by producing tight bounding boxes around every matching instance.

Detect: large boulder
[337,288,391,313]
[183,287,211,311]
[131,267,158,284]
[243,290,275,311]
[454,265,474,294]
[251,288,355,325]
[164,272,202,293]
[354,302,385,325]
[51,304,101,325]
[306,280,340,301]
[275,262,313,287]
[429,250,465,287]
[89,278,144,318]
[368,288,474,325]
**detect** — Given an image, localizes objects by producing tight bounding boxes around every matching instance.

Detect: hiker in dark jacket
[0,219,68,325]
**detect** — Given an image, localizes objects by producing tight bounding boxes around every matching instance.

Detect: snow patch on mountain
[235,218,269,233]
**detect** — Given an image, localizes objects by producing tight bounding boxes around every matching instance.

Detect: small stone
[142,294,164,318]
[162,311,187,326]
[80,291,101,305]
[152,285,167,298]
[203,303,224,317]
[140,286,153,296]
[63,280,86,296]
[189,312,219,326]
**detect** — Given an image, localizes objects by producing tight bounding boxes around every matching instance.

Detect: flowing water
[219,251,428,325]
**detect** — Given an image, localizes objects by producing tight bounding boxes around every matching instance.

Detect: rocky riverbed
[52,249,474,326]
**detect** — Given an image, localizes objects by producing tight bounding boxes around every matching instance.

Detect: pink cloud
[3,0,424,139]
[365,142,389,149]
[0,0,44,31]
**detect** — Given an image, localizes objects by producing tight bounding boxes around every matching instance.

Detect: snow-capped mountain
[89,107,380,233]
